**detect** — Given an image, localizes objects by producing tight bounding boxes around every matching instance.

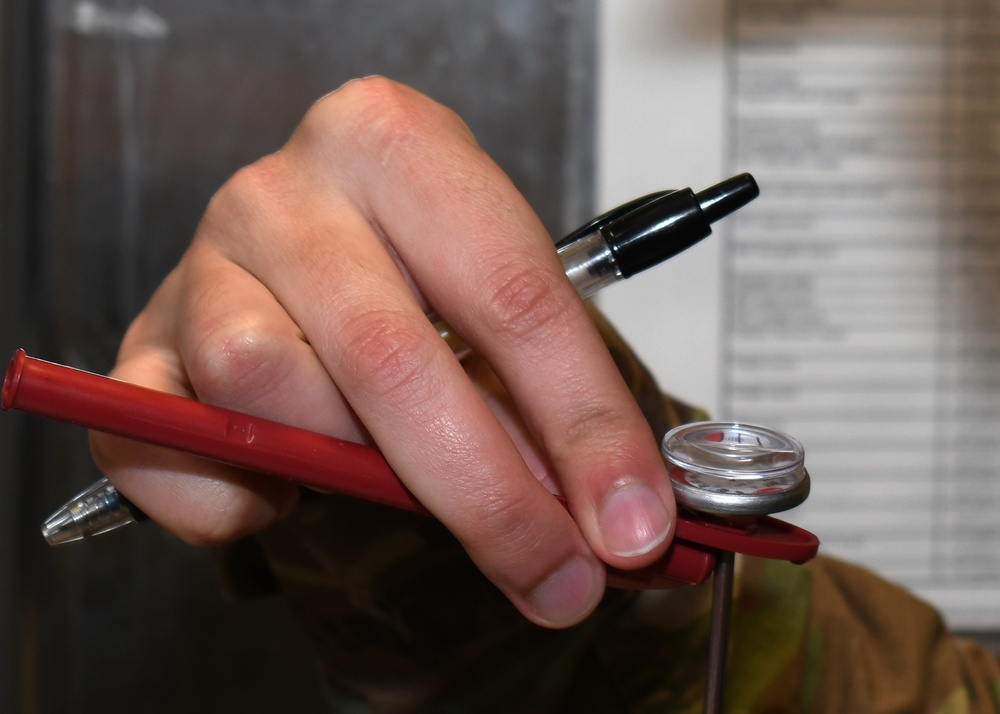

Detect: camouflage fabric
[229,306,1000,712]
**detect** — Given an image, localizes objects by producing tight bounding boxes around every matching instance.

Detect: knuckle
[464,486,548,562]
[305,76,473,170]
[549,400,638,462]
[338,308,441,404]
[333,76,418,127]
[481,261,569,343]
[202,157,288,237]
[184,314,287,407]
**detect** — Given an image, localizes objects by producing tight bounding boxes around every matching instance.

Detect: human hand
[89,77,676,628]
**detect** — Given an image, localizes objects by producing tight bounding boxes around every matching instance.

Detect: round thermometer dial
[662,421,810,517]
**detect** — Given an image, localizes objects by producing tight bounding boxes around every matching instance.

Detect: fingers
[209,79,671,609]
[91,252,363,544]
[92,77,675,629]
[196,144,607,626]
[174,244,368,443]
[294,78,677,568]
[89,331,303,546]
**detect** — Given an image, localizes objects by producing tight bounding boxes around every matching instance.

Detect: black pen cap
[603,173,759,278]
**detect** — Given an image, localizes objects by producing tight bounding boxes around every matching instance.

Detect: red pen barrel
[2,349,424,512]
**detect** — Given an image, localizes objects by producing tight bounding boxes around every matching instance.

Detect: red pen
[3,348,422,511]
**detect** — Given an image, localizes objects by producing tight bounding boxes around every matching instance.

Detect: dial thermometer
[662,421,810,518]
[662,421,812,714]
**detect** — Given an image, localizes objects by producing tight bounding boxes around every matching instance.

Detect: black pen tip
[695,173,759,224]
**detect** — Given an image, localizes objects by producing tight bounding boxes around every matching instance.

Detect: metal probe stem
[704,549,735,714]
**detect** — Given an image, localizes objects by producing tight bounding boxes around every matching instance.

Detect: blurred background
[598,0,1000,646]
[2,1,999,712]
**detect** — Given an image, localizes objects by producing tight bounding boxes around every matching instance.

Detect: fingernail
[599,481,671,558]
[527,555,603,627]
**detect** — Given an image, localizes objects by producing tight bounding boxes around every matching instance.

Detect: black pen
[37,173,759,545]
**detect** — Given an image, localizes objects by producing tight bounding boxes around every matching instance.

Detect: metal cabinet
[0,2,596,710]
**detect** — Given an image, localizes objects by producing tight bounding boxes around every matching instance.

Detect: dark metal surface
[1,1,44,712]
[0,1,596,711]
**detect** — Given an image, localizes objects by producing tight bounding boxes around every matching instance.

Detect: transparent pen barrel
[557,229,622,299]
[431,229,621,356]
[432,314,473,361]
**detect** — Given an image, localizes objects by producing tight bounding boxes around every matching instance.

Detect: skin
[89,77,677,629]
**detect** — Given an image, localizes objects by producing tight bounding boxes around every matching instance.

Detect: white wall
[596,0,727,415]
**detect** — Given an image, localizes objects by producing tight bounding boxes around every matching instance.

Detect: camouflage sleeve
[223,305,1000,713]
[595,555,1000,713]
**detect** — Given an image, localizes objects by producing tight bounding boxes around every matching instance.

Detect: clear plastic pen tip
[40,479,139,546]
[41,507,87,546]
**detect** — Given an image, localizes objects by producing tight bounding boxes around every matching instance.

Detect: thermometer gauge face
[661,422,810,517]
